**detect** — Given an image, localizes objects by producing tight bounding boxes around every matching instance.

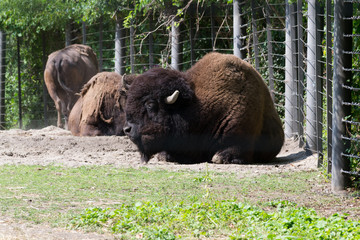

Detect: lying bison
[123,52,284,164]
[68,72,136,136]
[44,44,98,129]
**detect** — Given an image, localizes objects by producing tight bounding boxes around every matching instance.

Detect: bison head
[123,68,198,163]
[68,72,138,137]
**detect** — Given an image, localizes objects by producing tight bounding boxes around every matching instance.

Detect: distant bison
[44,44,98,129]
[123,52,284,164]
[68,72,136,136]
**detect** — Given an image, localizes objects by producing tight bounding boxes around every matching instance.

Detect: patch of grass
[71,200,360,239]
[0,165,209,225]
[0,164,358,238]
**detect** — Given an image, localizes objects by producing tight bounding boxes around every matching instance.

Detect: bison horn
[165,90,180,104]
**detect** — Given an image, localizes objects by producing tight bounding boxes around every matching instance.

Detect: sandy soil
[0,126,317,173]
[0,126,328,239]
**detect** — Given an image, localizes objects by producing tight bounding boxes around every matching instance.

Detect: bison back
[186,52,284,162]
[187,52,266,137]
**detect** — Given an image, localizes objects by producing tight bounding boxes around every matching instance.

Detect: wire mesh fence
[337,0,360,189]
[0,0,359,191]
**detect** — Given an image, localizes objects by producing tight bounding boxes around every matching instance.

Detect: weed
[193,163,213,198]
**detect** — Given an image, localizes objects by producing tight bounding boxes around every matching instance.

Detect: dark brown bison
[44,44,99,129]
[68,72,136,136]
[123,52,284,164]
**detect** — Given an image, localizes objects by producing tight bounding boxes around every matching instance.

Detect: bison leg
[60,103,69,130]
[156,151,186,163]
[57,111,63,129]
[140,153,151,164]
[63,111,69,130]
[54,99,64,128]
[63,116,69,130]
[62,100,73,130]
[79,124,102,136]
[211,144,254,164]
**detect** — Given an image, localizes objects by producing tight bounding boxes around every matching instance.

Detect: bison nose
[123,122,133,136]
[123,125,132,135]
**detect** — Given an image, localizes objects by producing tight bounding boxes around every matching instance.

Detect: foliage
[0,0,80,34]
[0,0,231,33]
[72,200,360,239]
[0,164,359,238]
[2,30,63,129]
[0,0,232,129]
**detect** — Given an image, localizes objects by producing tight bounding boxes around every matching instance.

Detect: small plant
[193,163,213,198]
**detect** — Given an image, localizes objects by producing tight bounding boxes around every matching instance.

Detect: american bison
[123,52,284,164]
[68,72,136,136]
[44,44,99,129]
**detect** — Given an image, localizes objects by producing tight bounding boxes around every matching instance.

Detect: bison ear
[165,90,180,104]
[122,74,136,91]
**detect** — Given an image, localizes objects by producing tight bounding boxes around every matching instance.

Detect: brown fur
[44,44,98,129]
[186,52,284,163]
[68,72,130,136]
[124,52,284,164]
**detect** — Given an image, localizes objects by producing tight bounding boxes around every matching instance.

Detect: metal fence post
[326,0,333,173]
[115,18,125,75]
[331,0,352,192]
[265,3,275,101]
[210,3,216,50]
[233,0,241,58]
[316,2,325,166]
[42,32,48,126]
[0,31,6,129]
[65,22,71,46]
[233,0,246,59]
[82,21,87,45]
[148,15,154,68]
[297,0,305,147]
[171,18,182,71]
[306,0,318,152]
[130,20,135,74]
[189,12,195,66]
[17,37,22,129]
[284,1,299,138]
[251,1,260,70]
[99,16,104,71]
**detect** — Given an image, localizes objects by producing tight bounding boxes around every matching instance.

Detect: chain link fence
[0,0,359,191]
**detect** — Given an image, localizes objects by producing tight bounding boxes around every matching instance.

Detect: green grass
[0,164,359,239]
[72,200,360,239]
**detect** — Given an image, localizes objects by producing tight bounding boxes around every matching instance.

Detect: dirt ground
[0,126,354,239]
[0,126,317,173]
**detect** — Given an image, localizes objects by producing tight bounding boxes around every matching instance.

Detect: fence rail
[0,0,359,192]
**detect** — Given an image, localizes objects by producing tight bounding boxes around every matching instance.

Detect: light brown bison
[68,72,136,136]
[44,44,98,129]
[123,52,284,164]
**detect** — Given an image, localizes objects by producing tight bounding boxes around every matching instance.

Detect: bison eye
[145,100,158,113]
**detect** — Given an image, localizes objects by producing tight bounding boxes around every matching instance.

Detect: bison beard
[124,52,284,164]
